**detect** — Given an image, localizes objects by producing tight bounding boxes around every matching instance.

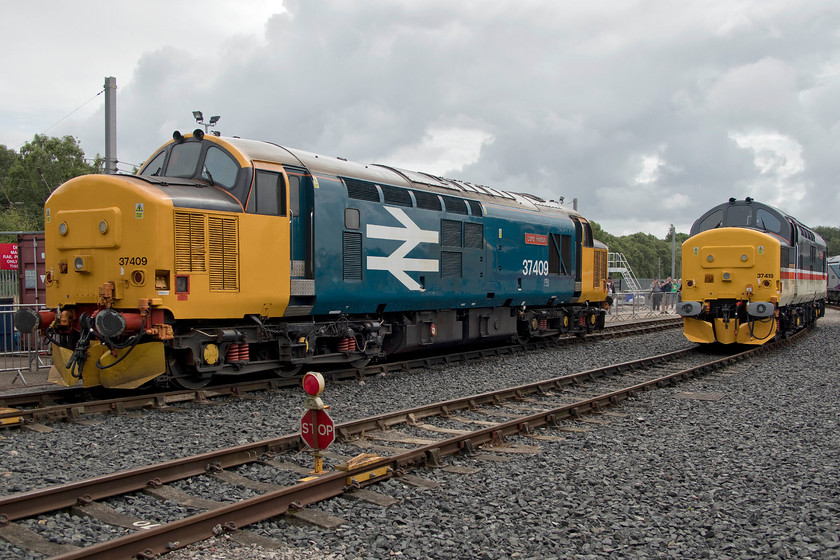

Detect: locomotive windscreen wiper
[203,165,215,186]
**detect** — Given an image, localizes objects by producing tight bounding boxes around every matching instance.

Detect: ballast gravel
[1,314,839,559]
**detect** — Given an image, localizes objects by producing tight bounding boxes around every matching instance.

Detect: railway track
[0,325,805,559]
[0,318,681,427]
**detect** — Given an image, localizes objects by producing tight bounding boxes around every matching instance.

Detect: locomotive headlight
[747,301,774,318]
[722,272,732,281]
[99,220,109,234]
[58,222,69,236]
[676,301,702,317]
[73,255,91,273]
[741,254,748,262]
[707,255,714,262]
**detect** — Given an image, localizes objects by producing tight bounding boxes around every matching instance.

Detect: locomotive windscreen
[690,200,792,243]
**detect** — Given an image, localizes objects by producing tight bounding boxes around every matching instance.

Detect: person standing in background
[671,278,680,310]
[660,277,673,313]
[650,278,661,311]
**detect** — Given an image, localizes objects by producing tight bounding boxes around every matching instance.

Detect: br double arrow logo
[366,207,439,291]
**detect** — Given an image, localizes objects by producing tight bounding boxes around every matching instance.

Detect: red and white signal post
[300,371,334,474]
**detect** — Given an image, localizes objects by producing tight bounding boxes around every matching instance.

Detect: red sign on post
[0,243,18,270]
[300,408,335,450]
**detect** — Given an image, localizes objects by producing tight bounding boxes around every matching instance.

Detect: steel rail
[42,328,808,560]
[0,318,681,425]
[0,322,793,526]
[0,344,694,522]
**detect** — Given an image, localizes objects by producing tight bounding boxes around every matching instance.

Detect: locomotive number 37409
[522,259,549,276]
[119,256,148,266]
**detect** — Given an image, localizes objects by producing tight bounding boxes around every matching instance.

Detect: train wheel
[168,355,212,389]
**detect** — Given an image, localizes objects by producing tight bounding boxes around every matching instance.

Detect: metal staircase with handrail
[607,252,643,294]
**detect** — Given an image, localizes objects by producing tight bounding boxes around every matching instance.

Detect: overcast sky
[2,0,839,237]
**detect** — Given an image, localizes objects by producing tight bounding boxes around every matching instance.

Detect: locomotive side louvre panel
[174,210,239,291]
[465,222,484,249]
[380,184,412,207]
[441,219,463,248]
[207,215,239,291]
[593,248,607,288]
[343,177,381,202]
[413,190,442,211]
[343,231,363,281]
[341,175,483,217]
[440,251,463,278]
[440,194,469,215]
[174,211,206,273]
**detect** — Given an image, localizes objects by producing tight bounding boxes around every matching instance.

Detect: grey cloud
[68,0,840,234]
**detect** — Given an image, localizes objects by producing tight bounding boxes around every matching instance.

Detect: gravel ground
[2,314,839,559]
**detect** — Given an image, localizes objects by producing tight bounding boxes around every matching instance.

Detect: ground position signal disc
[302,371,325,396]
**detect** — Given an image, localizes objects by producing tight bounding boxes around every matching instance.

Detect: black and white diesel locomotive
[17,132,610,389]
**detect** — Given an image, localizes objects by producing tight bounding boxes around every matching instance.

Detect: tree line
[0,134,102,239]
[1,134,838,266]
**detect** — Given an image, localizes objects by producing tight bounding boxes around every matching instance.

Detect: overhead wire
[11,89,105,151]
[39,89,105,136]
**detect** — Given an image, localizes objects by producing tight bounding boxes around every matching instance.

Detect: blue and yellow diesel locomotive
[16,132,609,389]
[677,198,827,344]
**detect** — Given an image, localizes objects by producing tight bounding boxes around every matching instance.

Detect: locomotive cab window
[202,146,239,189]
[141,151,166,177]
[166,141,203,177]
[582,222,594,248]
[755,209,783,236]
[693,209,724,234]
[288,174,301,216]
[726,205,752,227]
[247,170,287,216]
[139,140,242,192]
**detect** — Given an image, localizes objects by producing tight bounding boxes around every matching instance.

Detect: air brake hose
[66,314,94,379]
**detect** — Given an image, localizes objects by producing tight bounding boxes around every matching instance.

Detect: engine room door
[287,167,315,279]
[571,217,584,296]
